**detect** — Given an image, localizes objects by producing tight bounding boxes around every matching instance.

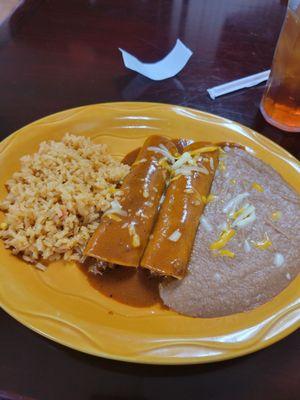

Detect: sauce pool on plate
[80,261,161,307]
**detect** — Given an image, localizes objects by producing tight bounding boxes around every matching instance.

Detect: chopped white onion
[231,204,256,227]
[199,166,209,174]
[286,272,291,280]
[234,211,256,228]
[244,239,251,253]
[168,229,182,242]
[128,222,137,236]
[103,208,127,218]
[274,253,285,267]
[200,216,213,232]
[223,192,249,214]
[209,157,214,170]
[172,152,194,170]
[133,158,147,165]
[174,165,209,176]
[103,199,128,218]
[218,221,228,232]
[159,143,170,153]
[147,146,175,163]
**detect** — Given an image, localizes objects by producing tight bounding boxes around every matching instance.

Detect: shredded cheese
[158,157,171,171]
[207,194,217,203]
[231,204,256,227]
[219,161,226,171]
[188,146,219,156]
[132,234,140,248]
[172,152,195,170]
[210,229,236,250]
[0,222,8,230]
[168,229,182,242]
[106,214,122,222]
[253,238,272,250]
[232,205,246,219]
[234,211,256,228]
[128,223,136,236]
[162,147,214,179]
[271,211,282,221]
[229,179,237,185]
[201,193,216,204]
[218,249,235,258]
[128,223,141,247]
[170,175,181,183]
[252,182,264,192]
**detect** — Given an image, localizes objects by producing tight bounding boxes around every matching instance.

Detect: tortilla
[141,143,219,278]
[84,135,177,267]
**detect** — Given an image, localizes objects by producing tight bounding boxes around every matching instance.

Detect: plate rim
[1,301,299,365]
[1,101,299,168]
[0,101,299,365]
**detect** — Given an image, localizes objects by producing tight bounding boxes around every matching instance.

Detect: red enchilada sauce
[81,139,241,307]
[79,261,160,307]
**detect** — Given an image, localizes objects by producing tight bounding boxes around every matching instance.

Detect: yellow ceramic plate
[0,102,299,365]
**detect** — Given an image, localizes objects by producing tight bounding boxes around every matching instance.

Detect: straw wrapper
[207,70,270,99]
[119,39,193,81]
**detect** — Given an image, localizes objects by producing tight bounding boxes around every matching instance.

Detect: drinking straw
[207,70,270,99]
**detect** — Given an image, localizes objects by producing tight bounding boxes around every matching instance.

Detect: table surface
[0,1,299,399]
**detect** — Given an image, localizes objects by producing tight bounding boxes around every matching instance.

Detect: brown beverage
[260,4,300,132]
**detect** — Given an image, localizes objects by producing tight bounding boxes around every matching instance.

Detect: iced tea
[260,4,300,132]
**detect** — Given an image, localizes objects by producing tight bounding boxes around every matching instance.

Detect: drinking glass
[260,0,300,132]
